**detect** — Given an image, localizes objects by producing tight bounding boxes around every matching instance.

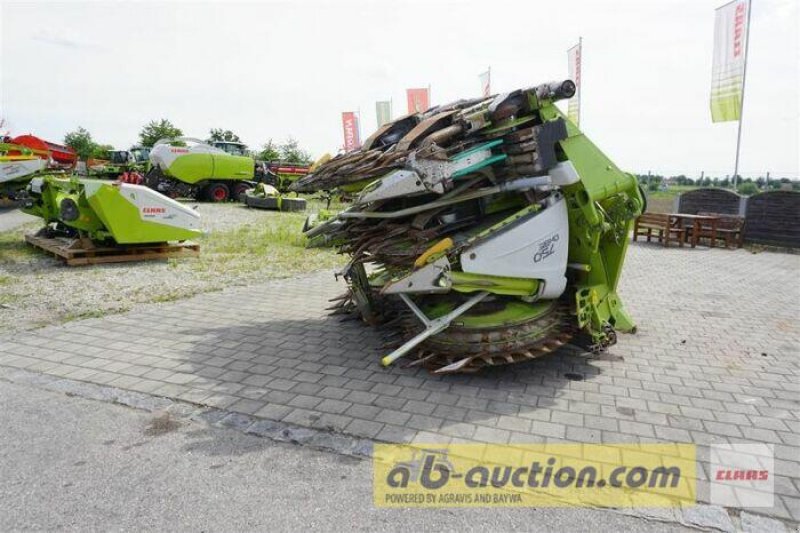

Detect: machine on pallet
[23,175,203,246]
[293,79,645,374]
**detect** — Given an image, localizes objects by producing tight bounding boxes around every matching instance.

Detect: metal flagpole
[578,36,582,126]
[732,0,752,190]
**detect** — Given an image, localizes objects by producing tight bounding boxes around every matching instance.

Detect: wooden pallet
[25,233,200,266]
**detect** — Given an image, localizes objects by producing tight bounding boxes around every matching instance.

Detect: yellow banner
[374,443,696,508]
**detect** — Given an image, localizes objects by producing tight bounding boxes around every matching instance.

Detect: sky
[1,0,798,178]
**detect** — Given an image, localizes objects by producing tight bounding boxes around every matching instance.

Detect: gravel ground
[0,202,341,335]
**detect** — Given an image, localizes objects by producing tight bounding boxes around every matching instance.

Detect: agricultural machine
[1,135,76,199]
[293,79,644,374]
[88,146,150,179]
[242,183,307,212]
[145,137,255,201]
[23,175,202,244]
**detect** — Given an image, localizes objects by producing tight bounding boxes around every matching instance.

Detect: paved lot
[0,243,798,523]
[4,379,700,532]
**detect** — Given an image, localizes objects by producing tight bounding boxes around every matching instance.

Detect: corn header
[292,80,644,374]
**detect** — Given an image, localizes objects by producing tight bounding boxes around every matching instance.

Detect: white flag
[711,0,749,122]
[479,69,491,97]
[567,41,582,127]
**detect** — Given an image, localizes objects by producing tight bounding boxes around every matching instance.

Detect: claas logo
[715,469,769,481]
[142,207,166,215]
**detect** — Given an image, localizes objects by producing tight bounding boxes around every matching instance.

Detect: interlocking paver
[1,246,798,522]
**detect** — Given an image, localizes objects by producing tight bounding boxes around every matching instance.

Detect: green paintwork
[423,299,553,328]
[536,94,645,341]
[23,176,202,244]
[164,152,253,184]
[449,271,540,296]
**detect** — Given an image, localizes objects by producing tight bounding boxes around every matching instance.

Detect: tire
[232,182,251,202]
[280,197,307,212]
[205,182,230,202]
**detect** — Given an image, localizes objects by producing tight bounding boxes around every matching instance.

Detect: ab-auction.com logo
[376,445,694,507]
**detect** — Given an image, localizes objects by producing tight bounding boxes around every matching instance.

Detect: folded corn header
[293,80,644,374]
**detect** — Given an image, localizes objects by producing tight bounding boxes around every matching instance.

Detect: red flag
[406,88,430,114]
[341,112,361,152]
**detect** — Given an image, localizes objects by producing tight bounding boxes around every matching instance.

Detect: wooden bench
[633,213,685,247]
[695,212,745,248]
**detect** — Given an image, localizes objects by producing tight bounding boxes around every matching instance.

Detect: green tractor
[88,146,151,179]
[145,137,255,201]
[293,80,645,374]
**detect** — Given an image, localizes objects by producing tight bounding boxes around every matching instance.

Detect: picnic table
[669,213,719,248]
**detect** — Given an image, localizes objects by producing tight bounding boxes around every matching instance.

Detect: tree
[91,144,114,160]
[139,119,183,148]
[63,127,97,160]
[737,182,758,195]
[208,128,241,143]
[279,137,312,165]
[258,139,281,161]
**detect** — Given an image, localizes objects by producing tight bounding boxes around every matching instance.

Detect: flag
[341,112,361,152]
[711,0,749,122]
[479,69,491,97]
[406,88,430,114]
[567,40,582,127]
[376,101,392,127]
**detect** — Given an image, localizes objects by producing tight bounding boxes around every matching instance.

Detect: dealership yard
[0,223,798,527]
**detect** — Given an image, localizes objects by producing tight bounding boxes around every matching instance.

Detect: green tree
[91,144,114,159]
[208,128,241,143]
[63,127,97,160]
[258,139,281,161]
[279,137,312,165]
[139,119,183,148]
[737,182,758,195]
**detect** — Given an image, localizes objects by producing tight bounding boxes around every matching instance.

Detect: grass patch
[61,307,129,322]
[0,223,41,263]
[196,208,342,277]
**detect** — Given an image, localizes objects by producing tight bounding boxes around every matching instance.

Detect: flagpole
[488,66,491,95]
[732,0,752,190]
[577,36,582,126]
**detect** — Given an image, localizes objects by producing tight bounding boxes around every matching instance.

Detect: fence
[676,188,800,248]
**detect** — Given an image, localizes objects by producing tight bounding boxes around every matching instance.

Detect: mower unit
[293,79,644,374]
[242,183,307,212]
[1,142,46,199]
[146,137,254,202]
[24,175,202,244]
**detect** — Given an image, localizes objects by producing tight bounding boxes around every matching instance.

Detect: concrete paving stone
[253,403,293,421]
[343,379,375,392]
[406,414,444,432]
[228,399,267,415]
[374,409,411,426]
[375,424,416,444]
[282,408,322,427]
[312,413,352,432]
[345,419,384,439]
[316,399,352,415]
[473,425,511,443]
